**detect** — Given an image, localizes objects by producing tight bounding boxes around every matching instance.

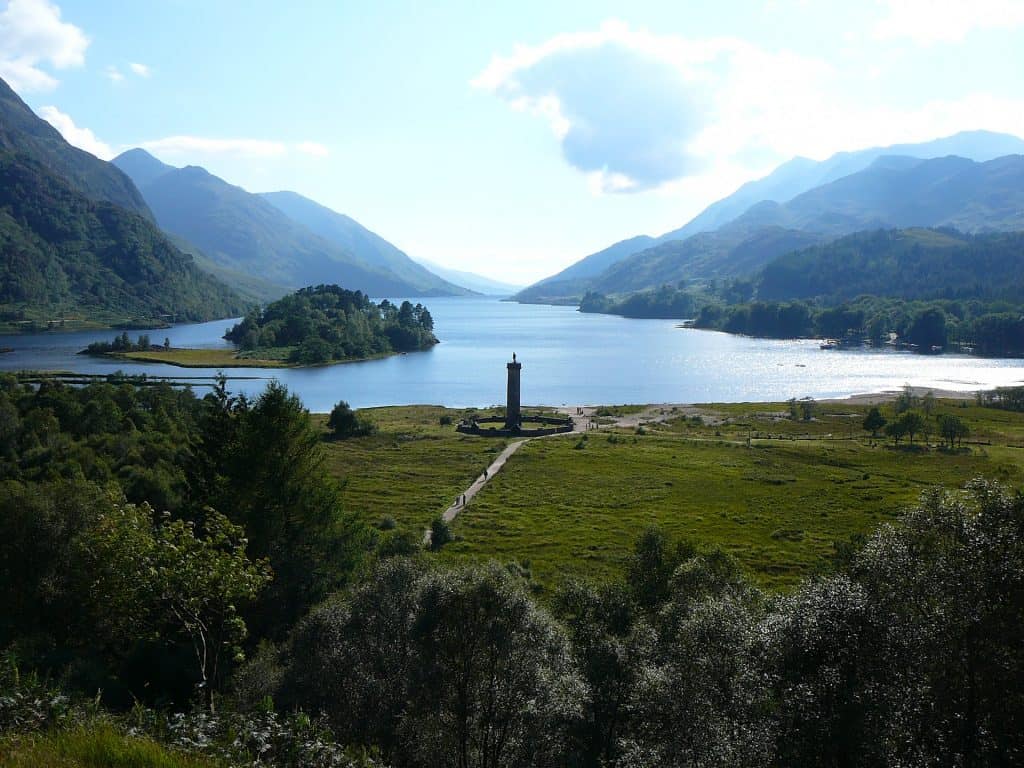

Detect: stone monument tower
[505,353,521,429]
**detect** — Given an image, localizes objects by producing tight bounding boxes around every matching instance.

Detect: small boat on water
[820,339,838,350]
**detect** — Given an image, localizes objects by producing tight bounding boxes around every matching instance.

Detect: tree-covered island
[225,284,437,365]
[82,284,439,367]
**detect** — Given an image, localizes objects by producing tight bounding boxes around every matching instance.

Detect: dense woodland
[693,296,1024,354]
[0,150,245,328]
[1,376,1022,766]
[757,227,1024,304]
[580,228,1024,356]
[224,285,437,364]
[579,285,703,319]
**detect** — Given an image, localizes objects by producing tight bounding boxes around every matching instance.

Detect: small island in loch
[81,284,438,368]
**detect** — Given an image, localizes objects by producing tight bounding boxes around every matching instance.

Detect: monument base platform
[456,414,574,438]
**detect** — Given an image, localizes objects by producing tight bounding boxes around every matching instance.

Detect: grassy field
[320,398,1024,591]
[318,405,510,535]
[112,347,396,369]
[112,348,291,368]
[0,724,221,767]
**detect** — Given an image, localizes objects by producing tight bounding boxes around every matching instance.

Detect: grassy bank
[110,348,291,368]
[322,399,1024,591]
[104,348,396,369]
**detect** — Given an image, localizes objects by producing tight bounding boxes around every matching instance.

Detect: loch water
[2,297,1023,411]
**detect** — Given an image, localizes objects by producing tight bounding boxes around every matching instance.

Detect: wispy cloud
[873,0,1024,44]
[138,136,289,158]
[128,61,150,77]
[136,135,331,160]
[37,102,336,168]
[38,104,112,158]
[295,141,329,157]
[0,0,89,92]
[104,65,123,83]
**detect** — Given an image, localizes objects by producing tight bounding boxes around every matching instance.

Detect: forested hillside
[757,227,1024,303]
[0,150,245,327]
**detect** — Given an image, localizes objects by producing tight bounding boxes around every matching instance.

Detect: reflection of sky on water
[2,298,1022,411]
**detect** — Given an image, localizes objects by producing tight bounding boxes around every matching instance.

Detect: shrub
[327,401,375,439]
[429,518,453,551]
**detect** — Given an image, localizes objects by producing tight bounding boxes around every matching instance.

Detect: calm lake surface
[2,297,1023,411]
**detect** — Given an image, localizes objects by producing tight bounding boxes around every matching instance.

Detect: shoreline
[90,348,401,369]
[311,388,987,414]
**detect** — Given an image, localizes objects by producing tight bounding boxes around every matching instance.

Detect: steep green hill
[0,77,151,218]
[757,228,1024,304]
[260,190,469,295]
[0,150,245,327]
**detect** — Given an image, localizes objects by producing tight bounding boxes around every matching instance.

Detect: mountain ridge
[113,149,470,298]
[514,130,1024,303]
[0,78,152,219]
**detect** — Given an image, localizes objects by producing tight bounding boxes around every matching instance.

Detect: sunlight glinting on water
[2,297,1022,411]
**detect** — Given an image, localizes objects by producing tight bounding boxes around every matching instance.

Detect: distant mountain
[727,154,1024,235]
[514,130,1024,303]
[661,130,1024,241]
[756,227,1024,304]
[259,190,468,296]
[0,77,151,218]
[0,150,244,325]
[114,150,465,298]
[112,147,174,189]
[414,257,521,296]
[590,154,1024,294]
[515,235,656,303]
[590,226,822,295]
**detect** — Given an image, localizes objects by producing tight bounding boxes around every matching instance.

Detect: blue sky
[2,0,1023,283]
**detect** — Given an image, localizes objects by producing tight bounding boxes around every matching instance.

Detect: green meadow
[321,399,1024,590]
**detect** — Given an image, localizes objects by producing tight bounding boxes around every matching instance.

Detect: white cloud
[138,136,289,158]
[38,104,113,159]
[873,0,1024,44]
[476,19,1024,196]
[105,65,123,83]
[128,61,150,77]
[136,136,331,160]
[474,20,831,193]
[0,0,88,92]
[295,141,329,157]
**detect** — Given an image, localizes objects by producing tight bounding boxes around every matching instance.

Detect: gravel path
[422,411,594,546]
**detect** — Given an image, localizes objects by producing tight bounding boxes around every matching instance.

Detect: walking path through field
[423,409,594,545]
